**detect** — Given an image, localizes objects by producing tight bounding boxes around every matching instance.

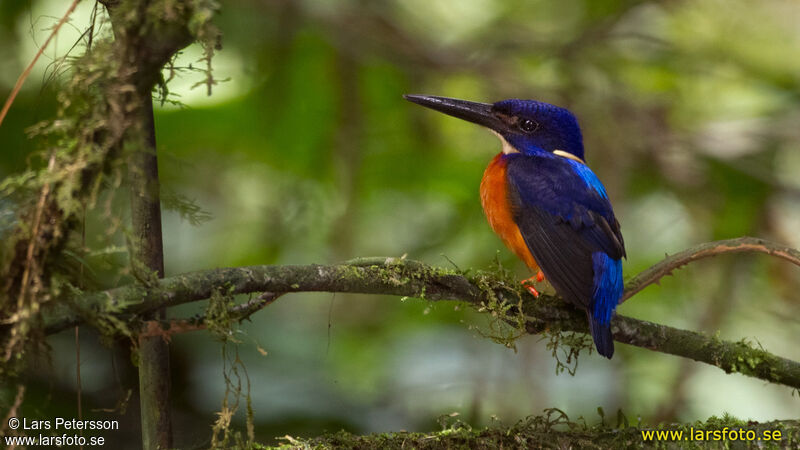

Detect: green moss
[264,412,800,450]
[462,259,529,350]
[543,330,594,376]
[204,285,237,342]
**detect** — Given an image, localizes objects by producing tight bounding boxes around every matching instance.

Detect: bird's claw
[523,283,540,298]
[521,271,545,298]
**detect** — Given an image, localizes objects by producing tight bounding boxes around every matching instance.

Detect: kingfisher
[404,95,625,358]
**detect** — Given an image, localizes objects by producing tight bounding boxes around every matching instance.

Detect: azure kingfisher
[404,95,625,358]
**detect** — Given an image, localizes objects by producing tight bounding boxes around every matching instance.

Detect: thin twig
[16,155,56,307]
[234,292,282,322]
[0,385,26,434]
[621,236,800,302]
[75,325,83,447]
[138,292,283,340]
[3,154,58,362]
[139,320,206,340]
[0,0,82,128]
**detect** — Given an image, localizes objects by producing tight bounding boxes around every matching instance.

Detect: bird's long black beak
[403,95,505,131]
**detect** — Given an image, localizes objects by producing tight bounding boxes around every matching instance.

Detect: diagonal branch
[621,236,800,302]
[139,292,283,339]
[43,253,800,390]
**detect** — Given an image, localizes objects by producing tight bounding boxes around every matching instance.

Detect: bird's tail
[589,253,622,358]
[588,311,614,359]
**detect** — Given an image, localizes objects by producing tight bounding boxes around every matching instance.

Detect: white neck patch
[553,149,585,164]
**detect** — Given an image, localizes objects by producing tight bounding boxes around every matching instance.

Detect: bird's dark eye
[518,118,537,133]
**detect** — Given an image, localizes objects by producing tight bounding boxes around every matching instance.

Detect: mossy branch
[276,415,800,450]
[43,239,800,390]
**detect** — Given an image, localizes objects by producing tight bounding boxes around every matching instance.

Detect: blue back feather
[567,159,608,199]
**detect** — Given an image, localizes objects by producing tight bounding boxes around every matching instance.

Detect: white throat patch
[488,131,585,164]
[490,130,519,154]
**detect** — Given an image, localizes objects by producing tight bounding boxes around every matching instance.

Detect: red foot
[520,272,544,298]
[524,284,540,298]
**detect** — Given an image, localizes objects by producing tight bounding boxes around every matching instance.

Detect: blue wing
[504,153,624,357]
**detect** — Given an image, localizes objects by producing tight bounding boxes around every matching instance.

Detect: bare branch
[622,237,800,302]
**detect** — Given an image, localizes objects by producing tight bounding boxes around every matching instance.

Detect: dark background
[1,0,799,446]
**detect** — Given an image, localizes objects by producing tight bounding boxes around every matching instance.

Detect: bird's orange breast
[480,153,539,271]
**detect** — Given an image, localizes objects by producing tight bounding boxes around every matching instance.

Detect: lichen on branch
[41,241,800,390]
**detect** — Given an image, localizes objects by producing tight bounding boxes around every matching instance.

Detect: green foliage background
[1,0,799,446]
